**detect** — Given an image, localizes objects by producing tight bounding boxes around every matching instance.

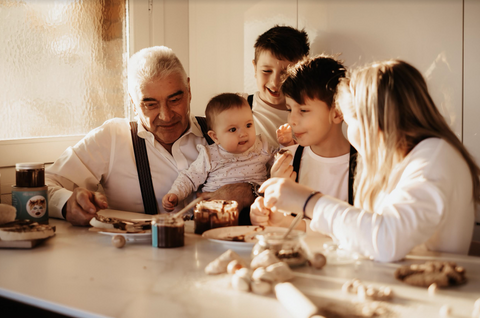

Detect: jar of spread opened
[151,214,184,248]
[251,230,308,267]
[11,162,48,224]
[193,200,238,235]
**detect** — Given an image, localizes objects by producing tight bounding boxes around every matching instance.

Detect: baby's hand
[271,150,296,180]
[276,124,296,147]
[162,193,178,212]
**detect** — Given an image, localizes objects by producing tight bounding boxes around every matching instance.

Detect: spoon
[172,197,203,219]
[282,211,303,239]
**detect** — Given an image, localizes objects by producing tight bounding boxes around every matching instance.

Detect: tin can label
[11,187,48,224]
[152,225,158,247]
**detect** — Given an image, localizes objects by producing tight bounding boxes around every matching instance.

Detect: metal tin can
[151,214,184,248]
[11,162,48,224]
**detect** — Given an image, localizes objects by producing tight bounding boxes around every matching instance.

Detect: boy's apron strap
[293,144,357,205]
[292,146,304,183]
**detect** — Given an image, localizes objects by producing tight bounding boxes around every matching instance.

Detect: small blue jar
[11,162,48,224]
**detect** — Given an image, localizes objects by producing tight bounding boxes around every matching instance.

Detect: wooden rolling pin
[275,282,324,318]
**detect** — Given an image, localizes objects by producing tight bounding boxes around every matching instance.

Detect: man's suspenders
[292,145,357,205]
[129,118,214,214]
[194,116,214,145]
[129,121,158,215]
[247,94,254,108]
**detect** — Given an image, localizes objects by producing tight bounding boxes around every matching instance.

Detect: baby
[162,93,275,212]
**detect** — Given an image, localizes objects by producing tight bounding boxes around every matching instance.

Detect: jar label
[12,188,48,224]
[152,225,158,247]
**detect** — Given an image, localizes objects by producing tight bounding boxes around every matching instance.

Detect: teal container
[11,163,48,224]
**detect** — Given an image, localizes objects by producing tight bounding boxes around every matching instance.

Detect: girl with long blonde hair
[256,60,480,262]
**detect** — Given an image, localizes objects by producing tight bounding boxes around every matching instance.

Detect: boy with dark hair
[251,55,357,228]
[245,25,310,148]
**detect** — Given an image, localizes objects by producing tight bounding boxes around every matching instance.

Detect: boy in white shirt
[245,25,310,148]
[163,93,274,212]
[256,60,480,262]
[251,55,356,227]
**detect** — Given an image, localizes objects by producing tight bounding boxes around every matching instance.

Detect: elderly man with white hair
[46,46,254,226]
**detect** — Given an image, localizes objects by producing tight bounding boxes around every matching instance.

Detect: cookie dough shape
[394,261,467,287]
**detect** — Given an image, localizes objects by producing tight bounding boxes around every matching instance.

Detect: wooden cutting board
[0,236,52,249]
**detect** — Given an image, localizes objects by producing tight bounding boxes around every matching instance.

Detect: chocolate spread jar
[11,162,48,224]
[194,200,238,235]
[151,214,184,248]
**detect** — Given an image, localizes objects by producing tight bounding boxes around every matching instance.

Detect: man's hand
[65,187,108,226]
[198,183,254,211]
[162,193,178,212]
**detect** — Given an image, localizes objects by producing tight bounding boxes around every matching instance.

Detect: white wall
[2,1,479,241]
[464,0,480,166]
[188,0,466,140]
[189,0,297,116]
[186,0,480,240]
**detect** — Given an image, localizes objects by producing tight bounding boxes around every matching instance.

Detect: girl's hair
[282,54,346,108]
[128,46,188,101]
[337,59,480,210]
[205,93,249,130]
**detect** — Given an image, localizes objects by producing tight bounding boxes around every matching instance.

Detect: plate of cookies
[202,226,289,249]
[202,226,266,248]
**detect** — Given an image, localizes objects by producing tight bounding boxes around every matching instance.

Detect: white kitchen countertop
[1,215,479,318]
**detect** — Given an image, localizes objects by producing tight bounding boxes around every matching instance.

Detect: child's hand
[276,124,296,147]
[250,197,270,226]
[162,193,178,212]
[271,151,297,180]
[250,196,292,227]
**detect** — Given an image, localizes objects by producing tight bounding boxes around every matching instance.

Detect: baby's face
[211,104,256,154]
[253,50,292,109]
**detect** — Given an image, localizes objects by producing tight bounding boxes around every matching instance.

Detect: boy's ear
[207,130,219,144]
[252,59,257,77]
[331,108,344,124]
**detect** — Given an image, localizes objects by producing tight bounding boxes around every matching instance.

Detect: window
[0,0,129,140]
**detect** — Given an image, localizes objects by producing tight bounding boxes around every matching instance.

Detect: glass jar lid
[16,162,45,170]
[152,214,184,226]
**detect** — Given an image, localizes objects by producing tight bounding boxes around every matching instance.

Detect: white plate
[97,209,153,222]
[202,226,287,248]
[99,231,152,243]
